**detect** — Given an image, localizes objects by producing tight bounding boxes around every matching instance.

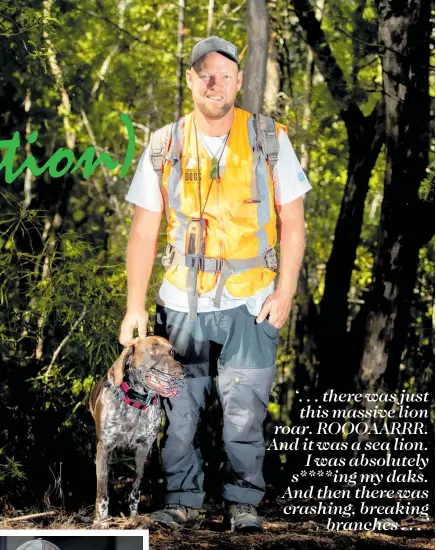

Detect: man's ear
[186,69,193,90]
[110,346,135,386]
[237,70,243,92]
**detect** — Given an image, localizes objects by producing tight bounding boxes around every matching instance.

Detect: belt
[168,247,277,321]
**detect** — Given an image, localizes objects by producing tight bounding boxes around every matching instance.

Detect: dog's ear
[109,346,135,386]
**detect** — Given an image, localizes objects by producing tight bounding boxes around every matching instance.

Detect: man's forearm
[126,232,157,311]
[276,202,306,298]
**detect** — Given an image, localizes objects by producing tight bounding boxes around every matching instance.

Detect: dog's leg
[94,441,111,527]
[128,445,150,517]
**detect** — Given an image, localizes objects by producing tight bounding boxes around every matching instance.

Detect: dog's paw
[93,519,110,529]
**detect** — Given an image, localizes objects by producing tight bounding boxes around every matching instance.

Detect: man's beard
[196,97,233,119]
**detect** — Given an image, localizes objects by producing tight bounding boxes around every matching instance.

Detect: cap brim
[190,48,239,67]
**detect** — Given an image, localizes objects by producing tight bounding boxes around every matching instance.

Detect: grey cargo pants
[154,303,279,508]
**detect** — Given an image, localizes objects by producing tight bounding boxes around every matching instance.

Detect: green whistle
[210,158,218,180]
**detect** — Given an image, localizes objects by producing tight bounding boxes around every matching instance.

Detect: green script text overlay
[0,113,135,184]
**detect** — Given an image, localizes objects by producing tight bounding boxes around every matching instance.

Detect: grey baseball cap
[16,541,61,550]
[190,36,239,67]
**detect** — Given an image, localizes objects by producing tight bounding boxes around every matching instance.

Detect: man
[120,36,311,532]
[15,541,61,550]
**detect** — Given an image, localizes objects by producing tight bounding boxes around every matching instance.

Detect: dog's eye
[169,349,175,357]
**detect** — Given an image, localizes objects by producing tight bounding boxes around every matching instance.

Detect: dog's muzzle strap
[148,365,185,393]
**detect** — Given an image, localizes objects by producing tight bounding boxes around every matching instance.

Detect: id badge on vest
[184,157,201,183]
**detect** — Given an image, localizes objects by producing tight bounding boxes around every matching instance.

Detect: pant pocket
[219,365,276,429]
[220,307,279,368]
[261,318,280,339]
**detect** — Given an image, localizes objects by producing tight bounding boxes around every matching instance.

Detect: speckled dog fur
[90,336,184,526]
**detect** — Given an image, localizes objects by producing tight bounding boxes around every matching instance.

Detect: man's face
[186,52,243,120]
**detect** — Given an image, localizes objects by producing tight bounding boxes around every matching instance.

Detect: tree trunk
[42,0,75,150]
[241,0,269,114]
[175,0,185,119]
[207,0,214,37]
[263,33,280,116]
[318,102,385,391]
[23,89,34,210]
[291,0,323,396]
[32,0,78,359]
[351,0,368,100]
[300,0,324,175]
[290,0,386,391]
[359,0,433,391]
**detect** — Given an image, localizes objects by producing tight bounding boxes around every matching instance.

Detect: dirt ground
[1,504,434,550]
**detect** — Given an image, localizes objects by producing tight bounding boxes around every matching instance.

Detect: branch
[74,6,175,56]
[6,511,58,522]
[42,0,76,149]
[79,109,122,218]
[79,109,106,193]
[290,0,353,113]
[216,1,244,30]
[131,121,150,146]
[207,0,214,36]
[23,89,34,211]
[0,9,39,54]
[0,17,41,36]
[175,0,185,119]
[45,305,87,376]
[91,45,119,99]
[91,0,131,99]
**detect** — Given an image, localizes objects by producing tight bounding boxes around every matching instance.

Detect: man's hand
[258,197,305,329]
[119,309,149,346]
[256,289,293,329]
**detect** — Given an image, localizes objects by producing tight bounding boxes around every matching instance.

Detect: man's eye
[200,75,210,80]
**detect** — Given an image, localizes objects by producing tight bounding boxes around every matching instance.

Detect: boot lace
[233,503,256,515]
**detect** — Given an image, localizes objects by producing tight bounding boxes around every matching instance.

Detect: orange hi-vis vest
[151,108,287,319]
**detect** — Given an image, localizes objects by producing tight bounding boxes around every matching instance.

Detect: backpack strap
[149,122,173,220]
[258,114,280,174]
[248,113,281,203]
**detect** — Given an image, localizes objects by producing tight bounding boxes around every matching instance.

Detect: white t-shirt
[126,128,312,315]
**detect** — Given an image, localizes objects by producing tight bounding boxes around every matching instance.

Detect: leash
[104,380,158,411]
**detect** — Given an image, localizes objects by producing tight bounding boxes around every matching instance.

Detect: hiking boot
[150,504,199,529]
[224,502,263,533]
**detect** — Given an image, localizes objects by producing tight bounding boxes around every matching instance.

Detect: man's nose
[207,75,217,87]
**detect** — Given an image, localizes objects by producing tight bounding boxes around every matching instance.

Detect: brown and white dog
[89,335,184,526]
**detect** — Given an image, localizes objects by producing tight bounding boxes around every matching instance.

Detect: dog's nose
[171,365,185,381]
[171,366,185,378]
